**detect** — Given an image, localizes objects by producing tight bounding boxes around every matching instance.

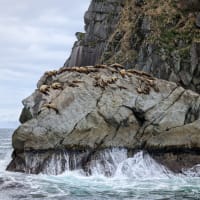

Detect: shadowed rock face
[64,0,124,67]
[7,65,200,174]
[64,0,200,93]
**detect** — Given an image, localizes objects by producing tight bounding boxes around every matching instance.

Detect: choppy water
[1,129,200,200]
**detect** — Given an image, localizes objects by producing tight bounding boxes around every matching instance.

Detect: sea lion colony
[38,64,159,114]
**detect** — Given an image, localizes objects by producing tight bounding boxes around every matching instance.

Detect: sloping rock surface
[7,65,200,174]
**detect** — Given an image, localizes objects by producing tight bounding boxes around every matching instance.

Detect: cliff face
[65,0,200,93]
[64,0,124,67]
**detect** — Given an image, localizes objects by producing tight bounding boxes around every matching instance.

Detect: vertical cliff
[64,0,200,93]
[64,0,124,67]
[101,0,200,92]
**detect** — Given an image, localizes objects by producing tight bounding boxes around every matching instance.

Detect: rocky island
[7,0,200,176]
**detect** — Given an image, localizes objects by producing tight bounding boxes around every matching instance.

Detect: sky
[0,0,91,128]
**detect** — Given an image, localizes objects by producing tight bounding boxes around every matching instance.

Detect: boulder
[7,65,200,174]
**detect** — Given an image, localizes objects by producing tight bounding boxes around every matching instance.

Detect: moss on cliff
[99,0,200,92]
[65,0,200,92]
[102,0,200,63]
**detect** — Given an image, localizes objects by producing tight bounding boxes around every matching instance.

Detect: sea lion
[137,76,155,86]
[94,80,106,89]
[78,67,88,73]
[51,82,63,90]
[146,79,155,86]
[58,66,77,73]
[68,82,79,87]
[41,103,59,114]
[117,85,128,90]
[72,66,79,71]
[94,64,108,69]
[108,67,118,73]
[136,87,143,94]
[45,70,57,77]
[57,67,74,74]
[120,69,126,77]
[153,84,160,93]
[94,75,117,89]
[39,85,50,94]
[143,86,150,94]
[111,76,118,82]
[72,80,84,84]
[88,68,99,73]
[127,69,154,79]
[94,64,119,73]
[107,76,118,84]
[94,75,100,80]
[136,83,151,95]
[110,63,124,69]
[94,78,107,89]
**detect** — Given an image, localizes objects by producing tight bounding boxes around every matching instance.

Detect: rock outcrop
[65,0,200,93]
[7,0,200,176]
[64,0,124,67]
[7,64,200,174]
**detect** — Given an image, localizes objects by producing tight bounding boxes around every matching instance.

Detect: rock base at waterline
[7,148,200,176]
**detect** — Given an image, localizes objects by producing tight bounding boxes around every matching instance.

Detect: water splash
[182,164,200,177]
[0,130,13,173]
[24,148,174,179]
[86,148,128,176]
[2,129,200,199]
[115,151,173,179]
[24,150,89,175]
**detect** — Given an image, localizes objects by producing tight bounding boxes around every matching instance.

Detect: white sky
[0,0,91,128]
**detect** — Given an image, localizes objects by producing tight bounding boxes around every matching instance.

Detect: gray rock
[64,0,124,67]
[19,107,33,124]
[7,66,200,174]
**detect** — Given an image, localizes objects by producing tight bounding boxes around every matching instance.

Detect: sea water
[0,129,200,200]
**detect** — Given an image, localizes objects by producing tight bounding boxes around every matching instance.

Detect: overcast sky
[0,0,91,128]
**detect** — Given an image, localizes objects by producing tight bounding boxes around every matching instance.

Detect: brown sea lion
[120,69,126,77]
[127,69,154,79]
[78,67,88,73]
[39,85,50,94]
[107,76,118,84]
[110,63,124,69]
[45,70,57,77]
[94,64,108,69]
[41,103,59,113]
[136,87,143,94]
[72,80,84,84]
[117,85,128,90]
[68,82,79,87]
[51,82,63,90]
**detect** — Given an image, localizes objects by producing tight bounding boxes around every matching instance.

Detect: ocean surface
[1,128,200,200]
